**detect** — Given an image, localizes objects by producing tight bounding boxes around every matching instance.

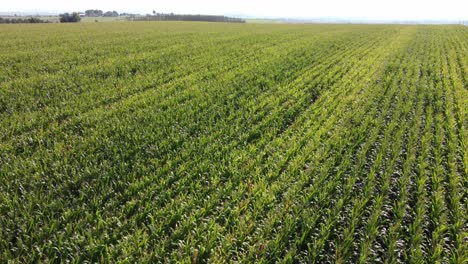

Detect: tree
[59,12,81,23]
[85,9,103,17]
[103,11,119,17]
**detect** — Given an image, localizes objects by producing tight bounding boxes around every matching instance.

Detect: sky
[2,0,467,21]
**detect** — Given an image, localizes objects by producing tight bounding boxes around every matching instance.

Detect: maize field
[0,22,467,263]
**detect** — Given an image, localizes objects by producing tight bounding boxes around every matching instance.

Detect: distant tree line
[85,9,103,17]
[59,12,81,23]
[0,17,51,24]
[85,9,121,17]
[132,13,245,23]
[120,13,140,17]
[103,11,119,17]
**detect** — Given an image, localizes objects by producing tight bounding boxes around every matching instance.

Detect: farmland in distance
[0,22,467,262]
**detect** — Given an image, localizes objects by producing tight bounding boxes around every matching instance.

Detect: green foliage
[59,12,81,23]
[103,11,119,17]
[0,22,466,262]
[0,17,50,24]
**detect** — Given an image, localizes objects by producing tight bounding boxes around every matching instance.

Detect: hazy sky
[2,0,467,20]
